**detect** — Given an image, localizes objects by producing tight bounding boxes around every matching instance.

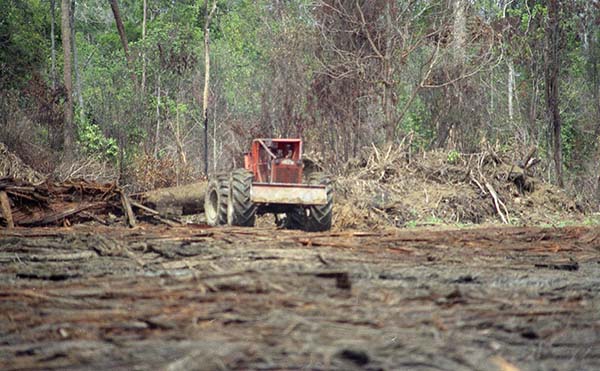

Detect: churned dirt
[1,224,599,370]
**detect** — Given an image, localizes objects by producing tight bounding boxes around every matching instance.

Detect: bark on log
[139,181,207,215]
[119,191,136,228]
[0,191,14,228]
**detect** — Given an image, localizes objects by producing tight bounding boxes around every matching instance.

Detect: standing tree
[50,0,57,90]
[311,1,406,157]
[141,0,147,93]
[202,0,217,175]
[71,0,84,113]
[545,0,563,186]
[109,0,136,84]
[60,0,74,158]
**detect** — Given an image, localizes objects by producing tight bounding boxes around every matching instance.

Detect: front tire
[204,173,229,226]
[304,172,333,232]
[227,169,256,227]
[204,178,220,226]
[284,207,306,230]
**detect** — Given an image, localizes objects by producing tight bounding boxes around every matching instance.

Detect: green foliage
[583,215,600,226]
[506,2,547,33]
[538,208,600,228]
[0,0,50,88]
[399,95,432,150]
[75,110,118,162]
[404,219,418,228]
[561,111,577,167]
[446,150,460,165]
[215,0,270,115]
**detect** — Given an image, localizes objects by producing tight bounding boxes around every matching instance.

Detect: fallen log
[0,191,14,228]
[19,202,107,227]
[137,181,207,216]
[119,191,136,228]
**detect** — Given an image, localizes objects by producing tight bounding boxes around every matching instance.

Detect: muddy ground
[1,225,599,370]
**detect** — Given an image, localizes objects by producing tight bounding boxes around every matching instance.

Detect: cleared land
[1,225,599,370]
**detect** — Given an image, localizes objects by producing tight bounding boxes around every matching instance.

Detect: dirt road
[1,225,599,370]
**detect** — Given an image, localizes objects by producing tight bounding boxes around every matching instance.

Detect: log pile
[0,177,184,228]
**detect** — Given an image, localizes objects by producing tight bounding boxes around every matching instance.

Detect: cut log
[20,202,103,227]
[119,191,136,228]
[0,191,14,228]
[138,181,207,215]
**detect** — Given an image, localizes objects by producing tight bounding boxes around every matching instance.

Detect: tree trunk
[508,60,514,121]
[60,0,74,158]
[141,0,147,94]
[139,181,208,215]
[452,0,466,65]
[545,0,563,187]
[383,0,395,142]
[154,74,161,158]
[109,0,136,84]
[50,0,57,90]
[71,0,84,114]
[202,0,217,176]
[587,16,600,140]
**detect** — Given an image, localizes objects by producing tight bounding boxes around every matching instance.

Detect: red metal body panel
[272,164,302,184]
[244,139,303,184]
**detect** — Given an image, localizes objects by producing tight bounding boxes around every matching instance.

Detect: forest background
[1,0,599,206]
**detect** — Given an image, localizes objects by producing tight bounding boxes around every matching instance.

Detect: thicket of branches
[1,0,599,201]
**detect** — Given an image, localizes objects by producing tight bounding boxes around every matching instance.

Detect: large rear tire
[284,207,306,230]
[204,173,229,226]
[204,177,220,226]
[227,169,256,227]
[304,172,333,232]
[216,173,230,224]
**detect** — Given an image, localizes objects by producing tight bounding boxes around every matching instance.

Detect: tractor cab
[244,139,303,184]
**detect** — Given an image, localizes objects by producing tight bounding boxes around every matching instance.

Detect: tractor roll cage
[257,139,277,160]
[245,139,303,184]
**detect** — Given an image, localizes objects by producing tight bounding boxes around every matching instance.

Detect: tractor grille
[272,165,302,184]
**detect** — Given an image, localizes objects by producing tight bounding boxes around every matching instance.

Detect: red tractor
[204,139,333,231]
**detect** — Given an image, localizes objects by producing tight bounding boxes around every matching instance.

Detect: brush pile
[0,177,181,228]
[0,143,45,184]
[0,142,185,228]
[334,143,584,230]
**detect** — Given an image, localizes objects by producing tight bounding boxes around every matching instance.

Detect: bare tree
[109,0,136,84]
[61,0,74,158]
[312,0,406,156]
[71,0,84,113]
[424,1,500,150]
[452,0,466,64]
[545,0,563,186]
[311,0,494,156]
[202,0,217,175]
[141,0,147,93]
[50,0,57,90]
